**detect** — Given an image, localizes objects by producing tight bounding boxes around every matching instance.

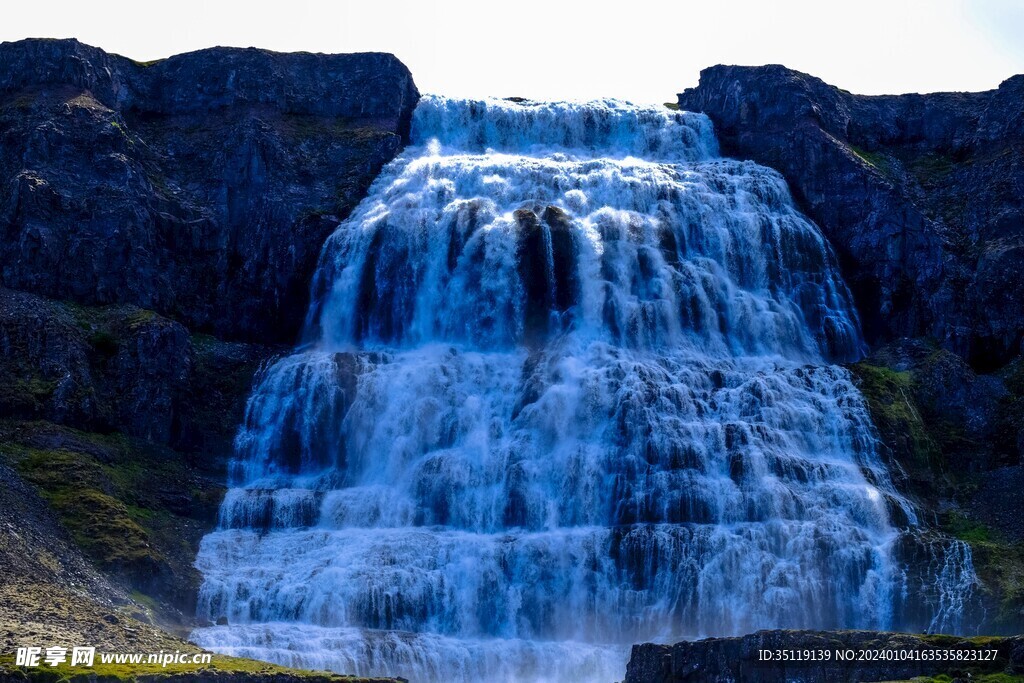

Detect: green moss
[849,144,893,174]
[1,375,58,412]
[5,93,37,110]
[974,540,1024,627]
[125,309,158,329]
[943,511,995,543]
[853,354,1024,624]
[936,512,1024,626]
[11,446,164,573]
[129,589,161,619]
[189,332,218,350]
[68,301,164,359]
[56,490,157,567]
[299,207,332,221]
[0,422,224,601]
[850,361,938,471]
[187,336,265,461]
[109,120,136,149]
[88,329,120,357]
[0,652,388,681]
[908,152,956,185]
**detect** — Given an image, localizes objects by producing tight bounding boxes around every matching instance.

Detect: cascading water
[191,96,977,682]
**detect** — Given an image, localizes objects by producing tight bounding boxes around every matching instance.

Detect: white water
[191,96,975,682]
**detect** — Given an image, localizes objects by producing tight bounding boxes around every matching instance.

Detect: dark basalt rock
[0,38,419,343]
[679,65,1024,370]
[0,287,190,443]
[515,205,581,345]
[0,287,274,456]
[625,630,1024,683]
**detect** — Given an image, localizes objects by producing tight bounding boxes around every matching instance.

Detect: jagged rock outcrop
[679,65,1024,370]
[0,38,419,343]
[851,339,1024,629]
[626,630,1024,683]
[0,287,273,453]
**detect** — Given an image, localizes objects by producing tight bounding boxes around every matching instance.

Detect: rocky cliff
[680,65,1024,630]
[679,65,1024,370]
[0,38,418,665]
[0,38,419,343]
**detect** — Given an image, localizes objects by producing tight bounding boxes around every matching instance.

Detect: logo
[15,646,95,667]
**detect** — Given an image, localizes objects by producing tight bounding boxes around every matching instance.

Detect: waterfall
[191,96,976,682]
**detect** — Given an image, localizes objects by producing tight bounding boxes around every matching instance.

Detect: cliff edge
[680,65,1024,370]
[0,38,419,343]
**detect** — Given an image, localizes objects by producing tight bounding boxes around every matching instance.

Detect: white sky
[3,0,1023,103]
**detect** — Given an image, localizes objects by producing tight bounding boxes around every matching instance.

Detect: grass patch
[938,512,1024,627]
[125,309,159,329]
[130,589,160,613]
[0,422,224,600]
[8,445,165,575]
[109,120,136,149]
[849,144,893,174]
[3,93,38,111]
[188,332,219,351]
[908,152,957,185]
[973,540,1024,627]
[850,361,938,472]
[0,652,388,681]
[65,300,162,339]
[943,511,996,544]
[1,374,58,414]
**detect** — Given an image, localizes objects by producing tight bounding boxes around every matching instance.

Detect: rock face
[0,38,419,343]
[679,65,1024,370]
[0,39,419,653]
[0,287,273,453]
[680,70,1024,632]
[0,285,279,623]
[0,457,196,655]
[625,630,1024,683]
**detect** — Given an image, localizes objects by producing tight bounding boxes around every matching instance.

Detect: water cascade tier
[191,96,977,683]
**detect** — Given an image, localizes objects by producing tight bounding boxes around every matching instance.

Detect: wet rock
[515,206,581,344]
